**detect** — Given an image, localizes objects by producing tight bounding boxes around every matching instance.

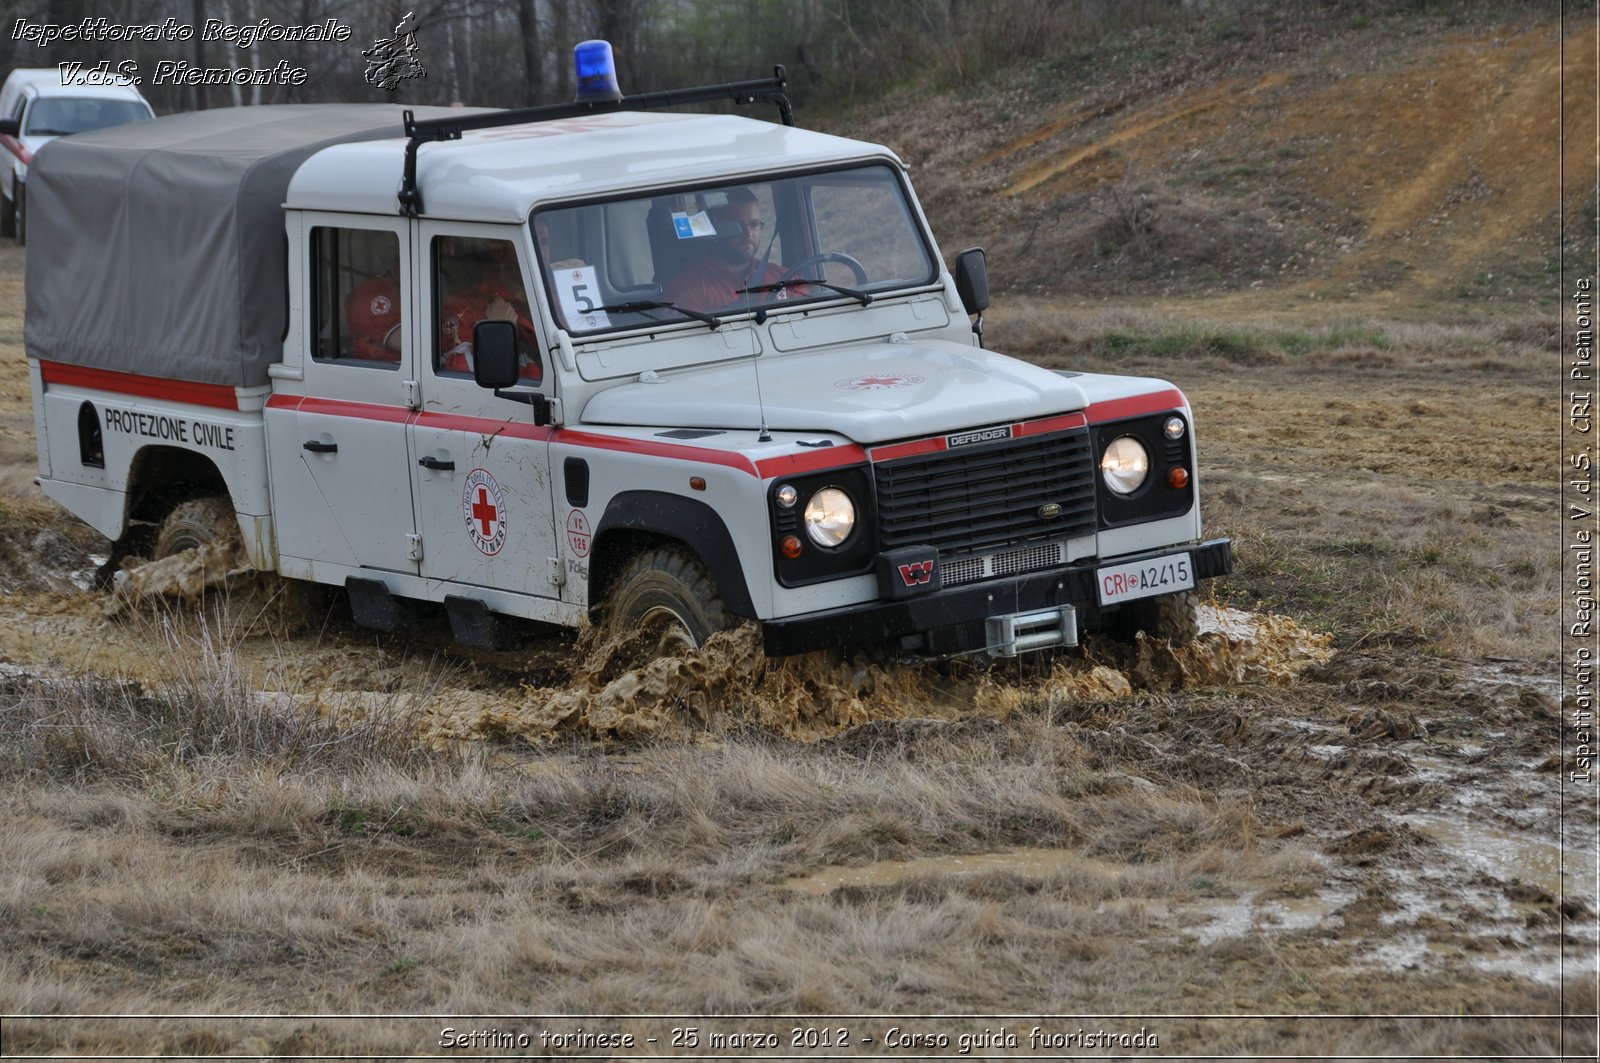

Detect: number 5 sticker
[553,265,611,330]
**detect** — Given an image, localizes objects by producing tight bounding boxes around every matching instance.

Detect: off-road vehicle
[27,45,1230,658]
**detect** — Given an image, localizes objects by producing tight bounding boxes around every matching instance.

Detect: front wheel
[0,179,14,239]
[12,181,23,247]
[603,546,731,658]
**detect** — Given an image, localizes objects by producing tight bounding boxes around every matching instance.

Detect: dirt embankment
[840,13,1586,309]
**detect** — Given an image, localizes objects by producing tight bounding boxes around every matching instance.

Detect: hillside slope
[830,7,1589,312]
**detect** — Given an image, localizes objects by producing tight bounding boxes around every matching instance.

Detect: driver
[663,187,800,312]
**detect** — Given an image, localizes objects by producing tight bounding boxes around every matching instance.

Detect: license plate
[1096,553,1194,606]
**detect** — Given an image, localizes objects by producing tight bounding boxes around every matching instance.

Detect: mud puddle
[1248,653,1595,987]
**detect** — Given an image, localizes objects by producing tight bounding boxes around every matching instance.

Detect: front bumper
[762,538,1233,657]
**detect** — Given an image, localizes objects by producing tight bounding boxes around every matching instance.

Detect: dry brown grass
[1,617,1584,1056]
[992,303,1561,660]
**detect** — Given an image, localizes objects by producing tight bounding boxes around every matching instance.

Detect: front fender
[593,490,757,617]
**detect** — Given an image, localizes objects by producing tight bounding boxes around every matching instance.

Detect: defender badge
[947,425,1012,448]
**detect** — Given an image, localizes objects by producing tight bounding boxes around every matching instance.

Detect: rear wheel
[155,495,241,558]
[603,545,730,658]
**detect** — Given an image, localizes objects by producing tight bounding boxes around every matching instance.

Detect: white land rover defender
[26,47,1230,658]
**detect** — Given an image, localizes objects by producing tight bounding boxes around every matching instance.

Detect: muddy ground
[0,219,1594,1059]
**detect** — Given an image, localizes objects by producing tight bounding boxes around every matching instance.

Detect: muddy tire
[604,546,730,657]
[1107,590,1199,646]
[155,495,240,558]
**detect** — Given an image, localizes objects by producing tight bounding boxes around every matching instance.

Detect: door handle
[302,440,338,454]
[418,456,455,471]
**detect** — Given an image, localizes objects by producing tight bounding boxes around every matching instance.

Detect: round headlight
[1100,436,1150,495]
[1164,416,1186,440]
[803,487,856,548]
[775,484,798,508]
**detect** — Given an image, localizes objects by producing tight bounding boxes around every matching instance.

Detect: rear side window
[309,227,402,368]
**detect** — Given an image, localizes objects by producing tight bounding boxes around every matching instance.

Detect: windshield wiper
[593,300,722,330]
[738,278,873,306]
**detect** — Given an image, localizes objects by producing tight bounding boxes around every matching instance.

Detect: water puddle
[1184,888,1356,945]
[781,848,1125,895]
[1400,812,1579,905]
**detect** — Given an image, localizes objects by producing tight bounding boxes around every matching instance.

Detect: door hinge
[548,557,566,587]
[407,533,424,561]
[404,379,420,408]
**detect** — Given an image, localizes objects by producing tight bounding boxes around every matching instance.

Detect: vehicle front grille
[942,541,1066,587]
[874,426,1096,560]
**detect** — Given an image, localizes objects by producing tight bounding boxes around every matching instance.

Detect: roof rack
[397,66,793,217]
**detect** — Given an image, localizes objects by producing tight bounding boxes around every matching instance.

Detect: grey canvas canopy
[24,104,469,388]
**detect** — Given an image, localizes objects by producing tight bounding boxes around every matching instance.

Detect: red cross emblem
[461,469,507,555]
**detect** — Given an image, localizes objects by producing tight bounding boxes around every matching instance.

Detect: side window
[310,227,401,369]
[433,235,542,384]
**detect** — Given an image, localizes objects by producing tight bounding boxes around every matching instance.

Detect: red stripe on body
[755,445,869,478]
[415,409,551,441]
[1013,411,1088,437]
[1085,388,1186,424]
[292,395,412,425]
[554,429,759,475]
[40,360,240,410]
[870,436,945,462]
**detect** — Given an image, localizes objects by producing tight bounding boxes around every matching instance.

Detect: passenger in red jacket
[437,237,541,383]
[345,272,402,362]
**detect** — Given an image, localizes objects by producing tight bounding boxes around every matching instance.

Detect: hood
[578,340,1091,444]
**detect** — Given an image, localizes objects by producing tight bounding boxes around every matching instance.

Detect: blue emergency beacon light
[574,40,623,103]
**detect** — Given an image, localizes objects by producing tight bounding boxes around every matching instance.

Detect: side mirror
[0,119,19,138]
[472,320,519,390]
[953,247,990,317]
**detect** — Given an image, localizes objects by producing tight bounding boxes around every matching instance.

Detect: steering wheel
[778,251,869,286]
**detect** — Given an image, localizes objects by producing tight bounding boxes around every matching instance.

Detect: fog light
[1164,416,1186,440]
[1168,466,1189,489]
[776,484,798,508]
[781,535,803,559]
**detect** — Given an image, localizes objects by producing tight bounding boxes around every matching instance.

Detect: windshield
[534,163,937,334]
[24,97,151,136]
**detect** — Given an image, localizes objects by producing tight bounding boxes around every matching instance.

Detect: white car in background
[0,68,155,245]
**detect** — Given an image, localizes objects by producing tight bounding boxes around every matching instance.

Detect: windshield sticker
[671,210,717,239]
[835,374,926,391]
[551,264,612,331]
[462,468,508,556]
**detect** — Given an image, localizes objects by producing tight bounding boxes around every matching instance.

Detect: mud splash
[418,606,1334,746]
[108,544,246,610]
